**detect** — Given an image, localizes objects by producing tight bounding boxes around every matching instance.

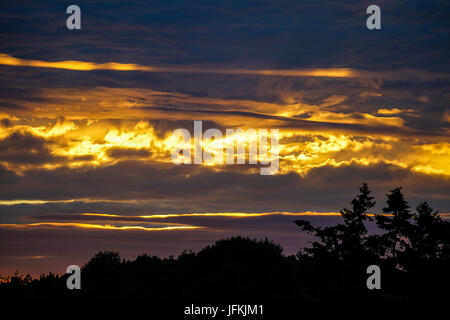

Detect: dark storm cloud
[0,164,19,185]
[149,105,447,137]
[1,0,449,70]
[106,147,151,159]
[0,102,26,110]
[0,131,63,164]
[1,160,449,215]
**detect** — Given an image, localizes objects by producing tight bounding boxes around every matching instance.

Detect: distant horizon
[2,209,450,277]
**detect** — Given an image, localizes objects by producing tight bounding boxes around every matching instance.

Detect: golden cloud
[0,53,356,77]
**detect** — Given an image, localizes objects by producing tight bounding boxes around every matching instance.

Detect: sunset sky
[1,0,449,276]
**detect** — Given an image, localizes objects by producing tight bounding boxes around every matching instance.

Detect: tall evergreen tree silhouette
[294,182,376,261]
[293,183,378,298]
[373,186,415,276]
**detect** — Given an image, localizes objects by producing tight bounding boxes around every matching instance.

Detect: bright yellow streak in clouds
[103,122,154,149]
[39,121,163,166]
[309,110,404,127]
[0,53,356,78]
[82,212,343,219]
[0,199,64,205]
[274,102,405,127]
[228,68,356,78]
[59,211,450,219]
[0,222,203,231]
[377,108,415,115]
[0,199,140,205]
[408,143,450,176]
[0,53,154,72]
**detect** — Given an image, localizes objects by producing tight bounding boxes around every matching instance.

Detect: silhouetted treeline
[1,183,449,300]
